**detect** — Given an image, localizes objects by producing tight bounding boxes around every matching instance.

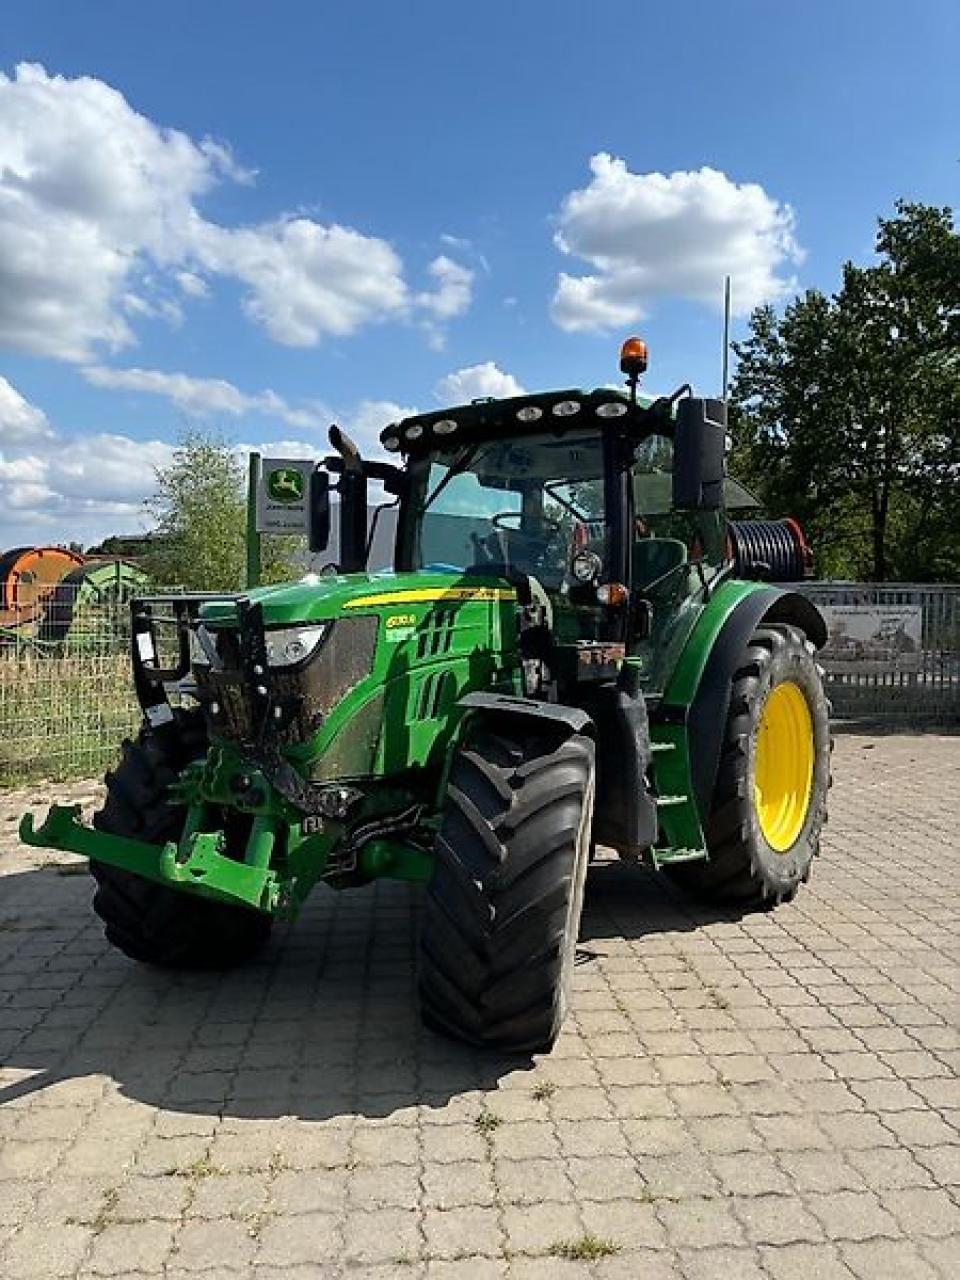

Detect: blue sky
[0,0,957,545]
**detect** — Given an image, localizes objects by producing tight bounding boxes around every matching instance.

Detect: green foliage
[730,201,960,581]
[548,1235,620,1261]
[144,431,304,590]
[474,1107,502,1133]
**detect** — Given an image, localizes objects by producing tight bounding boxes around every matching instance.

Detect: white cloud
[0,63,240,359]
[175,270,209,298]
[0,426,174,546]
[0,382,175,535]
[416,256,474,321]
[0,64,464,361]
[435,362,526,404]
[551,155,802,332]
[192,219,408,347]
[44,433,174,504]
[0,375,54,444]
[414,255,474,350]
[82,365,325,430]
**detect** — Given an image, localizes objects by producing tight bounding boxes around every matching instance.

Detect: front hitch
[19,805,281,913]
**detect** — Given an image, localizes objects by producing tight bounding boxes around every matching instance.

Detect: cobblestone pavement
[0,733,958,1279]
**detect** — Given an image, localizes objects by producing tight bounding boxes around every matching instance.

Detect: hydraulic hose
[727,518,811,582]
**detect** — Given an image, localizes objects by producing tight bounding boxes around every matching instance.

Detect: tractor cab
[321,339,729,702]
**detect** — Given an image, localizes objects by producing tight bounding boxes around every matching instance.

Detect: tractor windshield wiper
[422,442,488,512]
[542,480,593,522]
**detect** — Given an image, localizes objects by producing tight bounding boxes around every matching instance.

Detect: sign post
[246,452,261,589]
[255,458,314,535]
[248,456,320,588]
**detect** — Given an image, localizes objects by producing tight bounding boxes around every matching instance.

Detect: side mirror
[308,468,331,552]
[672,398,726,511]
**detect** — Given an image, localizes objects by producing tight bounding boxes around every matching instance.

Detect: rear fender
[662,585,826,821]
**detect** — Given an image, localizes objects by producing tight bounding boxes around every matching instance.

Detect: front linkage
[20,591,434,915]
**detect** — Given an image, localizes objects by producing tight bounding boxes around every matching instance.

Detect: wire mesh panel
[794,583,960,725]
[0,651,141,783]
[0,578,159,785]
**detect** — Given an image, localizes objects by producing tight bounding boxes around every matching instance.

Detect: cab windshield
[404,431,606,591]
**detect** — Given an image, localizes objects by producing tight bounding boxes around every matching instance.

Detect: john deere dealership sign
[255,458,313,533]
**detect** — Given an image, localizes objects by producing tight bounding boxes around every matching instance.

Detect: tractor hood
[198,570,515,629]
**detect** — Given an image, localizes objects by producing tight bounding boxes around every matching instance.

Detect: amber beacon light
[619,336,648,378]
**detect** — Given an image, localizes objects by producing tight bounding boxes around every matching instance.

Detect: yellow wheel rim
[754,681,814,852]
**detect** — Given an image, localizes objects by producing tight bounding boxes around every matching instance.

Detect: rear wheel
[665,624,830,908]
[419,725,595,1052]
[90,709,272,968]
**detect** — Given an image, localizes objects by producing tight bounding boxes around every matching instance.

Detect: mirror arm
[323,455,407,496]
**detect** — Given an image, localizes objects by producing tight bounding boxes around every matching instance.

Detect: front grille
[195,615,379,748]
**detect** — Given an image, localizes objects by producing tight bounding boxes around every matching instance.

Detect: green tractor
[22,340,831,1052]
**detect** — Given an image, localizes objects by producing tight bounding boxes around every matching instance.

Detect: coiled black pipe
[727,518,811,582]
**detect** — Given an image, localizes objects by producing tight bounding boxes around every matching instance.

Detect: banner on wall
[819,604,923,673]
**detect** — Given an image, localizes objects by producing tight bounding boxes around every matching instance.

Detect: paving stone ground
[0,732,957,1279]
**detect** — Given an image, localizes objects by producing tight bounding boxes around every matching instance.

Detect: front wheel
[91,710,272,968]
[665,624,831,909]
[419,725,595,1052]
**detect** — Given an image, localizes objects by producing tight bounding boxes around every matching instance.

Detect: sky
[0,0,957,548]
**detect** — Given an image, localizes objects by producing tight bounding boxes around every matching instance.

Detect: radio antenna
[721,275,731,400]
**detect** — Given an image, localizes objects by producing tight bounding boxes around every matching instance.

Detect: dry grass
[0,652,139,785]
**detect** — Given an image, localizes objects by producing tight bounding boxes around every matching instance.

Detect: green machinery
[0,551,148,651]
[22,340,831,1051]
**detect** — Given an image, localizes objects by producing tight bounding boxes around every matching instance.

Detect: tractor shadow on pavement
[0,856,743,1125]
[578,854,749,947]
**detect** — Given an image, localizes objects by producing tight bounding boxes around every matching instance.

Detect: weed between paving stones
[474,1107,502,1134]
[548,1234,621,1261]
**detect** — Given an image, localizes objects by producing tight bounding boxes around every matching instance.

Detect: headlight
[264,624,329,667]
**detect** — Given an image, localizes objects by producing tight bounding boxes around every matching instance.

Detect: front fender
[433,691,594,811]
[456,691,592,736]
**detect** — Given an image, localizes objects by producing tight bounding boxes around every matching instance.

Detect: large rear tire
[90,709,272,968]
[665,624,830,909]
[419,726,595,1052]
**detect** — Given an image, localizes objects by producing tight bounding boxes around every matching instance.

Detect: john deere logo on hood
[267,467,305,504]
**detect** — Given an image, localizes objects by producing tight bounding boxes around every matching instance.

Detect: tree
[730,201,960,581]
[144,431,303,590]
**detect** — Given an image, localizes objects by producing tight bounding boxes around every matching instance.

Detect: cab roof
[381,387,658,455]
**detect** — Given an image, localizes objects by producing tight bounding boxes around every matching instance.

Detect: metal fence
[794,582,960,726]
[0,581,145,785]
